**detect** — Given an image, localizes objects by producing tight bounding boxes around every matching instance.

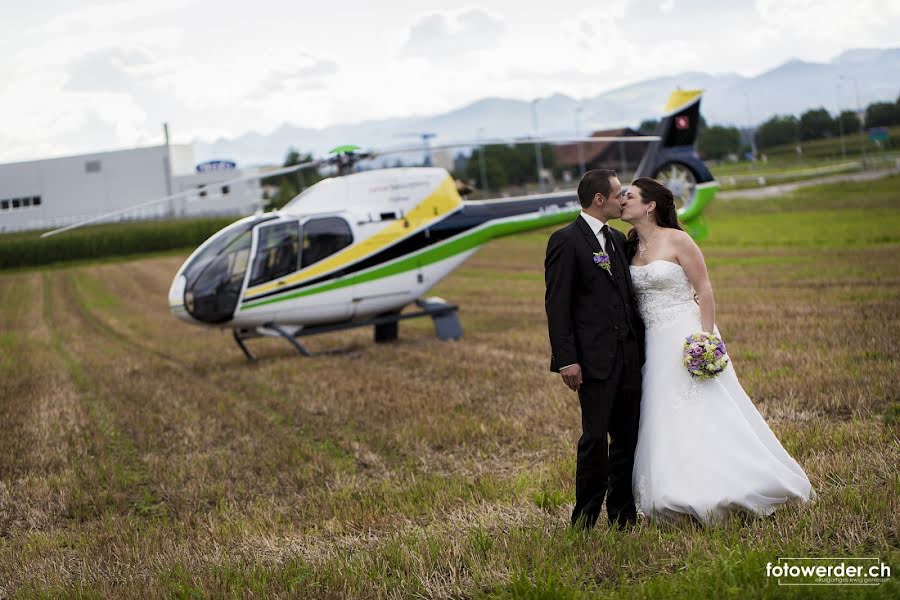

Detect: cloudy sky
[2,0,898,163]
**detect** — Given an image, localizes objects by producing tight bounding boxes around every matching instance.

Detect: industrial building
[0,145,263,233]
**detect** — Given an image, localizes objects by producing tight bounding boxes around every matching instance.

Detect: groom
[544,169,645,529]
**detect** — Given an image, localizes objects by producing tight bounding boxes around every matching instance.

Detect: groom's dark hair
[577,169,617,208]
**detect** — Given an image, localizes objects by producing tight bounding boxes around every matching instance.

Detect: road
[717,167,899,200]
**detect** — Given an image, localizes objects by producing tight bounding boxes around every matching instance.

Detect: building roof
[553,128,645,167]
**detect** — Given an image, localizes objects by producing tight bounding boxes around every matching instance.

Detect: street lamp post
[743,93,757,160]
[835,83,847,161]
[574,106,586,176]
[531,98,545,193]
[839,75,866,169]
[476,127,488,193]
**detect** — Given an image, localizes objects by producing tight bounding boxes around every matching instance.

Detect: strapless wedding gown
[629,260,813,524]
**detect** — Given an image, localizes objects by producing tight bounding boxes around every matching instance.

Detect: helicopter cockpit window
[301,217,353,268]
[249,222,300,286]
[182,223,254,324]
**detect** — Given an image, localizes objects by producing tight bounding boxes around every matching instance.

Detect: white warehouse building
[0,145,264,233]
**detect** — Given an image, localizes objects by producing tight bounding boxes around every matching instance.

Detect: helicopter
[44,89,718,359]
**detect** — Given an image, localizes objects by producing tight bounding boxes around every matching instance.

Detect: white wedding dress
[629,260,813,524]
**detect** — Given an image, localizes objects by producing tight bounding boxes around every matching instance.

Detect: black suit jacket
[544,215,645,380]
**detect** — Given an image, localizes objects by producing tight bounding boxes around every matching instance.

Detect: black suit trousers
[571,335,642,529]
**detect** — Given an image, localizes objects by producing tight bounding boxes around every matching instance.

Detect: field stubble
[0,180,898,598]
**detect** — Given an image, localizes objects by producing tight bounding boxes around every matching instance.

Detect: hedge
[0,217,238,270]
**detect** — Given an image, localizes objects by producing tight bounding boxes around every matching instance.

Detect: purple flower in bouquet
[682,332,729,380]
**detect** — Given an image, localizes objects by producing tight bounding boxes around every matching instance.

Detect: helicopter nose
[168,274,193,323]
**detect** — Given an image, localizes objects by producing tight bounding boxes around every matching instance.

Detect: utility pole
[574,106,586,176]
[395,132,436,166]
[531,98,544,193]
[743,93,757,160]
[835,82,846,160]
[420,132,436,167]
[476,127,488,193]
[162,122,174,218]
[840,75,866,169]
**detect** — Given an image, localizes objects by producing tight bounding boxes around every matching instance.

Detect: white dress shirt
[579,211,614,253]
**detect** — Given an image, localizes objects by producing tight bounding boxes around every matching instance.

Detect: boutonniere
[592,250,612,274]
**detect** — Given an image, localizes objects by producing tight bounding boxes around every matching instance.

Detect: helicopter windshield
[183,221,255,323]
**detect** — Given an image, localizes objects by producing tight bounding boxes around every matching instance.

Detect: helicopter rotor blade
[37,133,658,238]
[39,159,322,238]
[366,135,661,157]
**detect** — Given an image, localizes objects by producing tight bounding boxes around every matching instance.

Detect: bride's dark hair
[625,177,683,259]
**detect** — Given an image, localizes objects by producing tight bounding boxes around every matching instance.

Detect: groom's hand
[560,364,582,392]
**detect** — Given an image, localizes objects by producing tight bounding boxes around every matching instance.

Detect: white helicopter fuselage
[168,167,580,330]
[167,89,719,338]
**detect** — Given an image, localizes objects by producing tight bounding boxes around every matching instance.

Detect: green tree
[638,119,659,134]
[799,108,837,140]
[264,148,322,210]
[697,125,741,160]
[838,110,861,133]
[865,101,900,128]
[464,143,556,190]
[755,115,799,149]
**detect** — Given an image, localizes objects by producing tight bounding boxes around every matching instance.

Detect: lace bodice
[629,260,700,330]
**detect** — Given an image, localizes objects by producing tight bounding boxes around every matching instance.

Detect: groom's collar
[579,211,608,234]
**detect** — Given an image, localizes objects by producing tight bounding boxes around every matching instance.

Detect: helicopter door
[243,216,357,324]
[248,221,300,288]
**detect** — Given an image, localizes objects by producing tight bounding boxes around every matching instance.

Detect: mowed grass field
[1,177,898,598]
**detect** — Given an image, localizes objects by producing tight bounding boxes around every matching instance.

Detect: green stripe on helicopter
[239,181,718,311]
[239,208,580,311]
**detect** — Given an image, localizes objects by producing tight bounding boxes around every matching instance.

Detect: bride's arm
[674,231,716,332]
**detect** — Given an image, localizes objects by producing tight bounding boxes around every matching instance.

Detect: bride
[619,177,814,524]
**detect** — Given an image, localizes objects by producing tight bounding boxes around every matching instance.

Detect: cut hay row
[0,177,898,597]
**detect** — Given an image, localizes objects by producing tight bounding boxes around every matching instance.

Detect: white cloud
[248,58,340,99]
[33,0,194,35]
[400,9,507,62]
[0,0,898,163]
[63,47,156,92]
[755,0,900,41]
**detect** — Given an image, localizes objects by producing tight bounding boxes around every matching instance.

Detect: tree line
[460,143,557,191]
[688,95,900,160]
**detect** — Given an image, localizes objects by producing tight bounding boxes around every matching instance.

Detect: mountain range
[195,47,900,166]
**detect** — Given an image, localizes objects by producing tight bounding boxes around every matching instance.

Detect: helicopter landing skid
[232,323,311,360]
[231,297,461,361]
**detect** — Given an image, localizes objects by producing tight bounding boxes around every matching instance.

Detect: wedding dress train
[629,260,813,524]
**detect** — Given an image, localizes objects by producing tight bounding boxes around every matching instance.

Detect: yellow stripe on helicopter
[244,175,462,298]
[663,89,703,115]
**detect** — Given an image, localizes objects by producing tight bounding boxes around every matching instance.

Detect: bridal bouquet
[682,332,729,380]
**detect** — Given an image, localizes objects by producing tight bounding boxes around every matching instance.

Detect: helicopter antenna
[395,132,437,166]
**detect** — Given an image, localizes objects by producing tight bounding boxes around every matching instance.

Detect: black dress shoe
[570,513,600,531]
[609,513,638,530]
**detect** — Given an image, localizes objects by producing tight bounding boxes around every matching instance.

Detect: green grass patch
[713,173,900,213]
[702,208,900,248]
